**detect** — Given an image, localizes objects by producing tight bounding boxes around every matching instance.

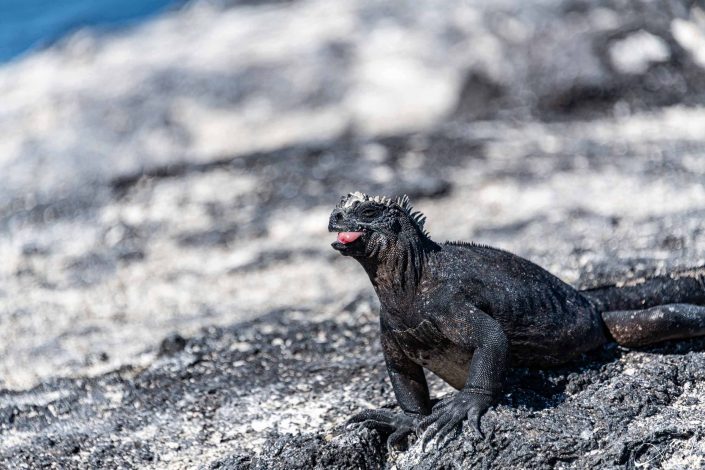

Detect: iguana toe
[347,408,418,451]
[418,391,491,448]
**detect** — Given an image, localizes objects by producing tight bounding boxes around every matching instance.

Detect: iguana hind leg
[602,304,705,347]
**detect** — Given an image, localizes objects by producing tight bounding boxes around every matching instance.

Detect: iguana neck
[355,232,440,306]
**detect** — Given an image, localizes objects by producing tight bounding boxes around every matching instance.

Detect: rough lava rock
[2,0,705,468]
[2,301,705,468]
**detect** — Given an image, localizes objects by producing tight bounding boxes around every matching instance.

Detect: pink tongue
[337,232,363,244]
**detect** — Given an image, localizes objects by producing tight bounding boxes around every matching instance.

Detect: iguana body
[328,192,705,449]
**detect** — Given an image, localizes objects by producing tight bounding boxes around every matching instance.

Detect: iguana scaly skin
[328,192,705,449]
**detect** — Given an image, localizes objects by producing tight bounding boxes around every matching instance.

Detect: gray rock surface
[2,0,705,468]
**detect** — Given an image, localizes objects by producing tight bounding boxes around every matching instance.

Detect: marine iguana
[328,192,705,450]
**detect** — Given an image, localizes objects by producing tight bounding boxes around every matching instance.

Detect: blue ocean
[0,0,183,62]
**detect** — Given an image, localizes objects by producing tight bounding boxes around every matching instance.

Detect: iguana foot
[347,408,419,451]
[417,390,492,449]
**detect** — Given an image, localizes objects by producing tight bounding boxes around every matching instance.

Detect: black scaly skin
[329,192,705,450]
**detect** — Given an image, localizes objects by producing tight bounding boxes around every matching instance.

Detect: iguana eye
[361,207,379,218]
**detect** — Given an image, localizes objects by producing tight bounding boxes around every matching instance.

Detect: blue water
[0,0,183,62]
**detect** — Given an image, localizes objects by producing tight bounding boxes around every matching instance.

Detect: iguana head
[328,192,428,258]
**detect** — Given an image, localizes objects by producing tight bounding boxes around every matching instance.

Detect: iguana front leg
[418,304,509,448]
[348,316,431,450]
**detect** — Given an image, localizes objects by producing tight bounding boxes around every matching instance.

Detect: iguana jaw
[330,228,368,254]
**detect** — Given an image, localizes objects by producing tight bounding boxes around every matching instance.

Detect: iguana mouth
[337,231,364,244]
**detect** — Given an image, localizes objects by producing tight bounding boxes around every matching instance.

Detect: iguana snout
[328,203,373,255]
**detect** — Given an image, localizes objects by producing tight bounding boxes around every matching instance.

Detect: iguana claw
[347,408,419,451]
[417,391,491,449]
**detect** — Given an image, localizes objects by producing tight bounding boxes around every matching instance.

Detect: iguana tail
[581,267,705,347]
[580,267,705,312]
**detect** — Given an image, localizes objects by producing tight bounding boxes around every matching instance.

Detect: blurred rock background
[1,0,705,468]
